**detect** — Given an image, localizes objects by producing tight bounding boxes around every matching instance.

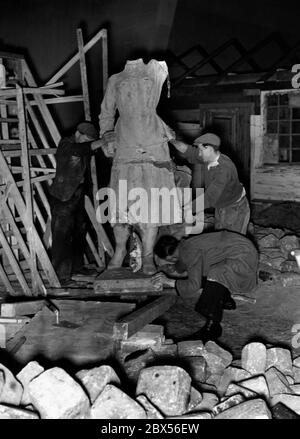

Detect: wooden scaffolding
[0,27,113,297]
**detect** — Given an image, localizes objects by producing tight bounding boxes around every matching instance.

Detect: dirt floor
[157,282,300,360]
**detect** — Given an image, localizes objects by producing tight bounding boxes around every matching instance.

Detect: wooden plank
[86,232,103,268]
[85,195,113,258]
[16,86,38,295]
[0,201,45,291]
[77,29,91,120]
[1,300,46,317]
[113,295,177,340]
[0,150,60,288]
[94,267,163,294]
[0,261,15,295]
[101,29,108,91]
[46,28,107,85]
[0,224,30,295]
[29,96,83,106]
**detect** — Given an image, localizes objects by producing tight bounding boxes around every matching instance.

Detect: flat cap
[77,122,98,140]
[194,133,221,148]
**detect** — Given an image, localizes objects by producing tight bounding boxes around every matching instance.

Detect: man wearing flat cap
[49,121,112,285]
[169,132,250,235]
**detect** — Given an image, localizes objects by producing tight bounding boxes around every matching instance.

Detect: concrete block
[91,384,146,419]
[177,340,205,357]
[76,365,120,404]
[28,367,90,419]
[265,367,292,397]
[215,398,272,419]
[17,361,44,406]
[241,342,267,375]
[0,363,23,406]
[213,394,245,416]
[136,366,191,416]
[0,404,39,419]
[266,347,293,377]
[136,395,164,419]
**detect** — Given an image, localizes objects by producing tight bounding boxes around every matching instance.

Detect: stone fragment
[183,356,207,383]
[293,356,300,368]
[0,404,39,419]
[237,375,269,400]
[218,367,251,395]
[265,367,292,397]
[266,347,293,377]
[241,342,267,375]
[271,402,300,419]
[204,341,233,367]
[177,340,205,357]
[187,386,202,412]
[290,384,300,395]
[28,367,90,419]
[294,366,300,383]
[76,365,120,404]
[214,399,271,419]
[17,361,44,406]
[151,343,178,357]
[270,394,300,415]
[190,392,219,412]
[212,394,245,416]
[225,383,257,399]
[201,352,227,376]
[91,384,146,419]
[0,363,23,406]
[136,395,164,419]
[279,235,299,258]
[205,373,223,389]
[120,325,164,350]
[259,250,285,270]
[257,234,279,249]
[136,366,191,416]
[280,260,300,273]
[123,349,155,384]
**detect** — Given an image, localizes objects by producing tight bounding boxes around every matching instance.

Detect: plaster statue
[99,58,181,274]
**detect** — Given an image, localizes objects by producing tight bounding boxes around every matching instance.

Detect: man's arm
[169,138,201,165]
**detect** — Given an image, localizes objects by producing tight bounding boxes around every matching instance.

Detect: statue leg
[140,225,158,275]
[108,224,130,269]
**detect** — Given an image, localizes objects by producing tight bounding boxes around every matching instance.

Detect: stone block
[225,383,257,399]
[177,340,205,357]
[204,341,233,367]
[201,351,227,376]
[0,404,39,419]
[0,363,23,406]
[17,361,44,406]
[212,394,245,416]
[271,402,300,419]
[241,342,267,375]
[257,234,279,249]
[186,386,202,412]
[28,367,90,419]
[290,384,300,395]
[218,367,251,396]
[280,260,300,273]
[270,394,300,415]
[266,347,293,377]
[293,356,300,368]
[76,365,120,404]
[190,392,219,412]
[279,235,299,259]
[215,398,272,419]
[265,367,292,397]
[91,384,146,419]
[136,395,164,419]
[183,356,207,383]
[136,366,191,416]
[167,412,212,419]
[293,366,300,383]
[237,375,269,400]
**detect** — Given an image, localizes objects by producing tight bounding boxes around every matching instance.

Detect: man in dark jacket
[49,121,109,284]
[152,231,258,342]
[169,133,250,235]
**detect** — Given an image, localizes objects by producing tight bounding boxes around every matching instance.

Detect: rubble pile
[253,225,300,286]
[0,340,300,419]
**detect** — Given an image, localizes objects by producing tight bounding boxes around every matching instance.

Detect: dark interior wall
[169,0,300,76]
[0,0,177,130]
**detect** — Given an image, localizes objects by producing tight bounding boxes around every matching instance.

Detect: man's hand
[91,139,105,151]
[151,272,176,289]
[169,138,189,153]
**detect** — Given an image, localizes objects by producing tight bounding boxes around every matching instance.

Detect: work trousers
[215,195,250,235]
[195,280,230,322]
[50,191,87,282]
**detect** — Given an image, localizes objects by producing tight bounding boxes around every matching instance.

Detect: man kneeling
[152,231,258,342]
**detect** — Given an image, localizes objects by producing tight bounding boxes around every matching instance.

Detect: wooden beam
[0,300,46,317]
[77,29,91,120]
[0,261,15,295]
[29,96,83,106]
[113,295,177,340]
[46,28,107,85]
